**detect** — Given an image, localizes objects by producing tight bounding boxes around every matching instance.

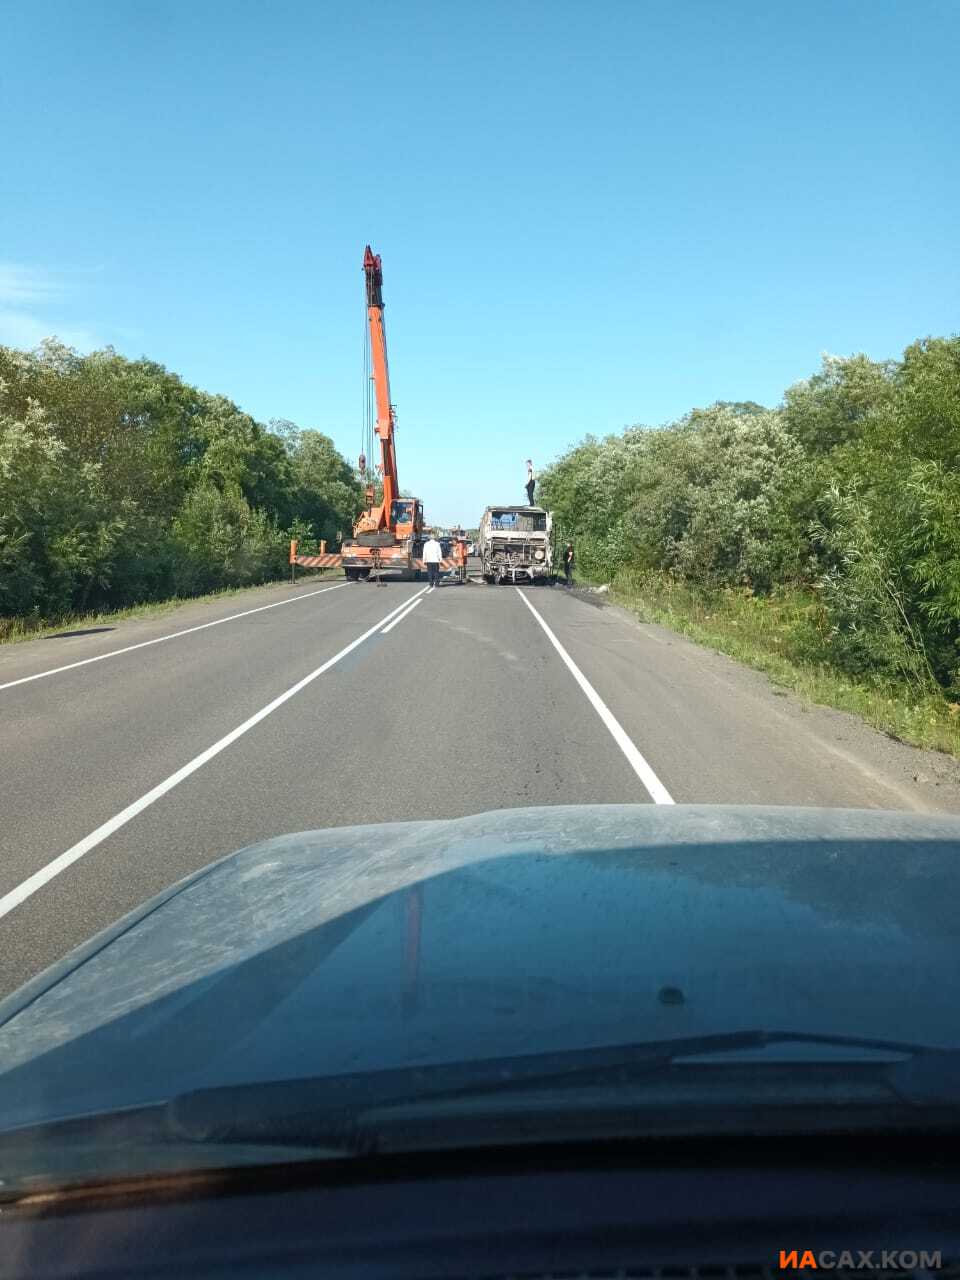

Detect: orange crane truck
[341,246,425,581]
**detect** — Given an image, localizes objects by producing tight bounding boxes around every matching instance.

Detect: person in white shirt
[422,535,443,588]
[525,459,536,506]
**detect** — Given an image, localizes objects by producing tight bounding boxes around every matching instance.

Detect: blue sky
[2,0,957,525]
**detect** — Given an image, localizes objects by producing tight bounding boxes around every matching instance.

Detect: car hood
[1,804,959,1131]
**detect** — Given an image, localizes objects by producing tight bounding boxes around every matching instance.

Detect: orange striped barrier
[289,542,459,574]
[289,540,341,569]
[413,558,457,571]
[293,555,456,570]
[292,553,343,568]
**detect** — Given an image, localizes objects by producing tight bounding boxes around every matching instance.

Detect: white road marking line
[0,586,430,921]
[516,588,675,805]
[380,597,425,634]
[0,583,348,694]
[425,586,436,594]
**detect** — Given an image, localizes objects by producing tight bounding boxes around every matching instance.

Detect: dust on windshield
[1,0,958,1185]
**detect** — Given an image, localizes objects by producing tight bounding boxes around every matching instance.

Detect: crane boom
[342,245,424,578]
[364,245,398,530]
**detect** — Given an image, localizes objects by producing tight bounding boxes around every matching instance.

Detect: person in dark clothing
[563,542,575,586]
[525,459,536,506]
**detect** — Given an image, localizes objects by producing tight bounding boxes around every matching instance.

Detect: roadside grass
[601,569,960,758]
[0,570,345,646]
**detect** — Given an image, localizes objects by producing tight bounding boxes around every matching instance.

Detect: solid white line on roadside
[0,586,431,922]
[425,586,436,594]
[515,588,675,805]
[380,597,425,634]
[0,583,348,694]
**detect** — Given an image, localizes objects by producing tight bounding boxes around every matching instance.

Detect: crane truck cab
[342,498,425,579]
[477,505,554,585]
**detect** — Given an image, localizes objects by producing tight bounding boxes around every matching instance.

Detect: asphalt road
[4,569,960,997]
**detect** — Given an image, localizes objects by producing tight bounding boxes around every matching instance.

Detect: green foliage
[810,338,960,691]
[625,406,807,591]
[0,390,127,617]
[538,429,647,579]
[611,569,960,756]
[781,352,897,454]
[271,419,363,545]
[811,485,936,691]
[0,343,363,625]
[540,335,960,703]
[171,483,286,594]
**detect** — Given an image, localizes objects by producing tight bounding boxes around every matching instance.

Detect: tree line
[539,336,960,697]
[0,340,363,625]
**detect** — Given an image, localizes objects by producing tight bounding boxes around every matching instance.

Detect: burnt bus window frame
[491,510,547,532]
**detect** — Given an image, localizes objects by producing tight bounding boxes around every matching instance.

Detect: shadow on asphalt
[46,627,115,639]
[566,586,608,610]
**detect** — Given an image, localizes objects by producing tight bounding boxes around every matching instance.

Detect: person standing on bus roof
[525,460,536,506]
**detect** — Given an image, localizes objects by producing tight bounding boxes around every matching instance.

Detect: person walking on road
[563,541,575,587]
[525,459,536,506]
[423,534,443,588]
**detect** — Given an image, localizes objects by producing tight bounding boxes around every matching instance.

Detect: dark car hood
[1,804,959,1131]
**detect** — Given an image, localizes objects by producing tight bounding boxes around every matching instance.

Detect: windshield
[1,0,959,1190]
[491,511,547,531]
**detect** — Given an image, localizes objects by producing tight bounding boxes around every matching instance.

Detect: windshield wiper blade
[355,1030,937,1105]
[165,1031,940,1146]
